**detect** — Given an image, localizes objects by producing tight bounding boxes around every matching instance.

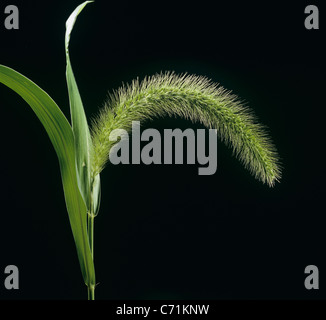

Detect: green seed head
[91,72,281,186]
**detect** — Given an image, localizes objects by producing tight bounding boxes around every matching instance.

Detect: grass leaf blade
[65,1,94,211]
[0,64,95,288]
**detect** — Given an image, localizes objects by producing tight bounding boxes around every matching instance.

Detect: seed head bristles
[91,72,281,187]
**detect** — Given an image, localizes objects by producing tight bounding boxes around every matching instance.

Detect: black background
[0,0,325,300]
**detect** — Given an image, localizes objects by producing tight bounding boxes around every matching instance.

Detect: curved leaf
[65,1,95,211]
[0,64,95,288]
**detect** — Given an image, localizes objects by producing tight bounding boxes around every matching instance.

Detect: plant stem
[87,213,94,259]
[86,178,97,301]
[87,213,95,300]
[88,285,95,300]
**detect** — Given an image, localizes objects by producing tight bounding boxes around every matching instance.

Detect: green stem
[87,183,95,300]
[87,284,95,300]
[87,213,95,300]
[88,213,94,259]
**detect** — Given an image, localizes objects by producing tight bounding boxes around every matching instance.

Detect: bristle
[90,72,281,186]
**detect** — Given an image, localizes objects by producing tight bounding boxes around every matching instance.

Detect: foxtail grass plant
[0,1,281,300]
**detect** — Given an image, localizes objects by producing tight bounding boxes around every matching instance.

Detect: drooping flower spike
[0,1,281,299]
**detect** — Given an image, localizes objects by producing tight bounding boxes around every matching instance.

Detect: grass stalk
[0,2,282,300]
[87,215,95,300]
[87,214,94,259]
[87,180,96,300]
[87,284,95,300]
